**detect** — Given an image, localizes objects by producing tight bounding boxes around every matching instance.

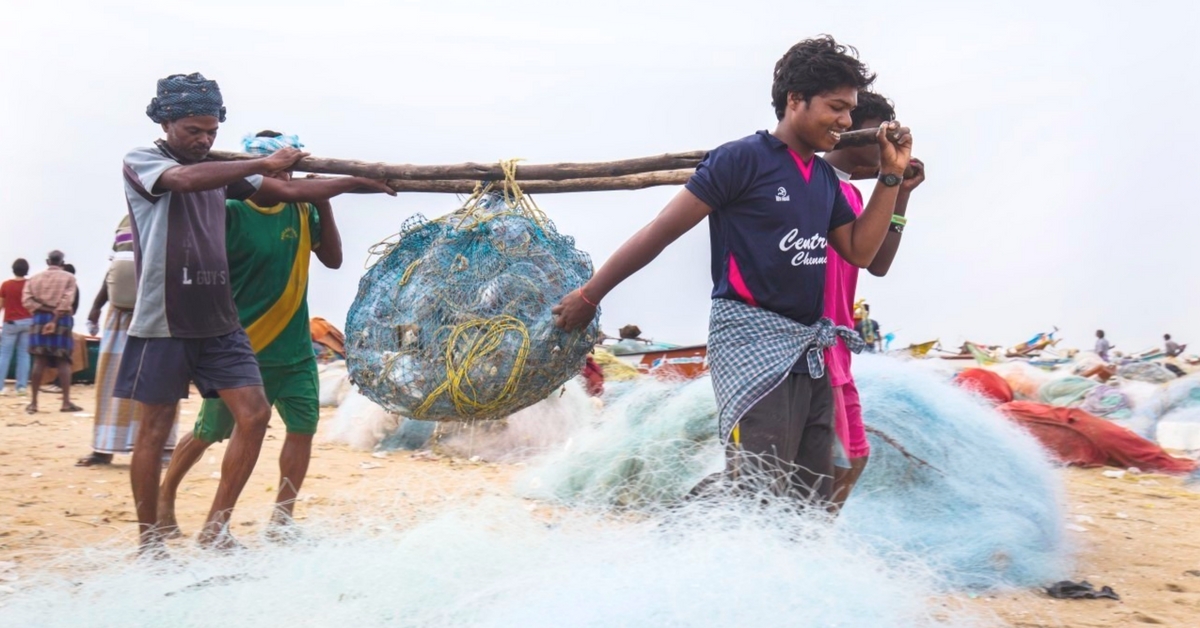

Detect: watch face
[881,173,902,187]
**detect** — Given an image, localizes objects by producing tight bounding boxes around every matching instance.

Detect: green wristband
[890,214,908,226]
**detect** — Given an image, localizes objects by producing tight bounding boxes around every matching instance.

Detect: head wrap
[146,73,227,123]
[242,132,305,155]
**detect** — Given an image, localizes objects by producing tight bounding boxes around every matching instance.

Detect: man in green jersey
[158,131,344,540]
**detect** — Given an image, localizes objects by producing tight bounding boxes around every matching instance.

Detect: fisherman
[1164,334,1186,358]
[1094,330,1114,362]
[21,250,80,415]
[158,130,346,540]
[119,73,394,555]
[820,91,926,508]
[554,36,913,503]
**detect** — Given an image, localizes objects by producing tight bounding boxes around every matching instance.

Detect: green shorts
[194,359,320,443]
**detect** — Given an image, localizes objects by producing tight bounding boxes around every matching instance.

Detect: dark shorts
[194,359,320,442]
[113,329,263,405]
[727,371,834,502]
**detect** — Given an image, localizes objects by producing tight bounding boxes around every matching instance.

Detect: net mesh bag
[346,165,600,421]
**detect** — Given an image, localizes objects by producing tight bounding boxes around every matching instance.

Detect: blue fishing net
[524,356,1070,589]
[346,183,599,421]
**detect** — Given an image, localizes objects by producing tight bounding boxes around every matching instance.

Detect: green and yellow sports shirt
[225,199,322,368]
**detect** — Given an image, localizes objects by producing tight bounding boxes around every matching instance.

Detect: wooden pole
[207,127,889,182]
[369,170,694,194]
[208,150,708,181]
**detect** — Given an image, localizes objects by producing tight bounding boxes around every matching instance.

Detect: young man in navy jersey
[554,36,913,502]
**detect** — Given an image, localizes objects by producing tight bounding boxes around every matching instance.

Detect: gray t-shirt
[122,141,263,338]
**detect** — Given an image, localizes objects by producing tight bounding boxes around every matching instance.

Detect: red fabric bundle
[954,368,1014,405]
[999,401,1198,475]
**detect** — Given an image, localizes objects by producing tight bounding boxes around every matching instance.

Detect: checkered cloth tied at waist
[707,298,865,441]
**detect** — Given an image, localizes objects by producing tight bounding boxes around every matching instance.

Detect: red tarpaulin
[999,401,1198,475]
[954,368,1014,405]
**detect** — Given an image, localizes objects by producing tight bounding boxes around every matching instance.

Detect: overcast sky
[2,0,1197,354]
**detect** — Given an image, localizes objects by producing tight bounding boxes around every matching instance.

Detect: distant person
[0,258,33,396]
[77,217,179,467]
[1164,334,1186,358]
[39,262,82,395]
[159,129,349,541]
[61,264,80,315]
[855,304,882,353]
[21,250,80,414]
[1095,330,1113,362]
[612,324,646,354]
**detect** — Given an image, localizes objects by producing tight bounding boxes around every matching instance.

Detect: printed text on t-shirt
[779,229,828,267]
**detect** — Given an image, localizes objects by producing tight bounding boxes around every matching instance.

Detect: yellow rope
[413,314,531,419]
[399,259,422,286]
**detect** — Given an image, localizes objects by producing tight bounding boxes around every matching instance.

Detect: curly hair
[851,91,895,129]
[772,35,876,120]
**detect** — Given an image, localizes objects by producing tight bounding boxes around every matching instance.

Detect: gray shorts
[113,329,263,405]
[727,371,834,503]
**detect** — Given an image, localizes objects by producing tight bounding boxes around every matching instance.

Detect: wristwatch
[879,172,902,187]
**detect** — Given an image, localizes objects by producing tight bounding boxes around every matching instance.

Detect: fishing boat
[612,344,709,380]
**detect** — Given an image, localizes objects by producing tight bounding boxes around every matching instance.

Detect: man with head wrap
[119,73,395,555]
[158,130,344,541]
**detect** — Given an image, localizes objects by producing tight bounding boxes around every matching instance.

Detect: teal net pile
[346,171,599,421]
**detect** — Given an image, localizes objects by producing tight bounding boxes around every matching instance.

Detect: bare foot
[157,523,184,540]
[136,538,172,562]
[264,515,305,545]
[156,505,184,539]
[197,526,245,552]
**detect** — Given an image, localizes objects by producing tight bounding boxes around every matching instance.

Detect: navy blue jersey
[687,131,856,327]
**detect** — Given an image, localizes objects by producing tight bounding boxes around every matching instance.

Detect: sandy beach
[1,385,1198,626]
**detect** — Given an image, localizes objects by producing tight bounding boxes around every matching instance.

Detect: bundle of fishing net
[524,356,1069,588]
[591,348,642,381]
[840,356,1070,589]
[1147,374,1200,415]
[1079,384,1133,419]
[1118,361,1178,384]
[522,376,723,507]
[346,169,600,421]
[1134,374,1200,447]
[323,385,403,450]
[1038,375,1098,407]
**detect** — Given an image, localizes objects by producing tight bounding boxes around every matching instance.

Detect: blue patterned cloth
[707,298,864,441]
[146,73,226,123]
[242,133,305,155]
[28,312,74,358]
